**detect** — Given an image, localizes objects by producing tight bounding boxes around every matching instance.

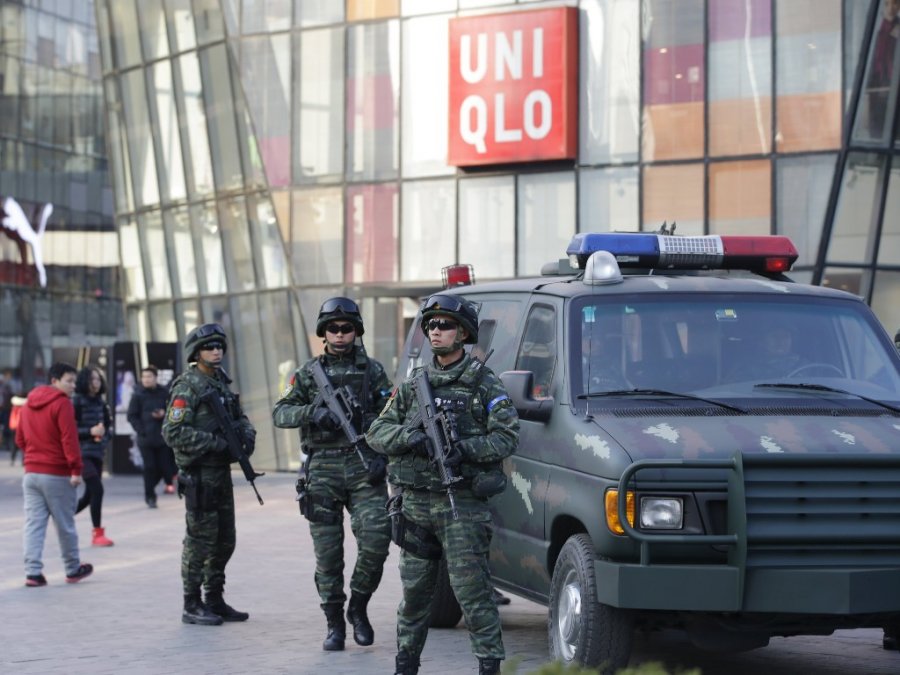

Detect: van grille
[606,406,894,418]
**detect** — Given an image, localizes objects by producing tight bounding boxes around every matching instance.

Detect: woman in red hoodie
[17,362,93,586]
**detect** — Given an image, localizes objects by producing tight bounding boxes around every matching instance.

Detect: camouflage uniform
[162,365,256,602]
[272,346,393,610]
[365,352,519,663]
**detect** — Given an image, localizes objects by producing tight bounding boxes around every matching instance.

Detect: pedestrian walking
[162,323,256,626]
[127,365,177,508]
[17,362,93,586]
[273,297,393,651]
[73,366,114,547]
[366,294,520,675]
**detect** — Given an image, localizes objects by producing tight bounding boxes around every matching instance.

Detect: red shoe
[92,527,114,547]
[164,484,176,494]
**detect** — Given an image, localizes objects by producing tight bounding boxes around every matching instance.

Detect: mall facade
[1,0,899,470]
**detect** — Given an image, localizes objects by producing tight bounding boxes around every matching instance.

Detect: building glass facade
[3,0,900,471]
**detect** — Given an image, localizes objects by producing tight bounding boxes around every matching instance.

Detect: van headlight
[639,497,683,529]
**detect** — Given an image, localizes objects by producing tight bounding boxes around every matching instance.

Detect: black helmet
[315,297,364,337]
[184,323,228,362]
[420,294,478,344]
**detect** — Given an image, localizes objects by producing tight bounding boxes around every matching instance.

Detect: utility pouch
[472,469,508,498]
[366,454,387,486]
[386,492,405,546]
[177,471,199,511]
[386,491,442,560]
[295,472,309,517]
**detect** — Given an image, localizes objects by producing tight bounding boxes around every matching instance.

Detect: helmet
[420,293,478,344]
[184,323,228,362]
[315,297,364,337]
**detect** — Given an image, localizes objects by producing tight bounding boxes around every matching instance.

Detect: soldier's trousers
[306,449,391,606]
[182,467,236,596]
[397,488,503,660]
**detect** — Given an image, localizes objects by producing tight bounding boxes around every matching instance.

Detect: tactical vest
[304,349,374,447]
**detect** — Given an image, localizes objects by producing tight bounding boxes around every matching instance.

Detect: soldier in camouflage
[365,294,520,675]
[273,297,393,652]
[162,323,256,627]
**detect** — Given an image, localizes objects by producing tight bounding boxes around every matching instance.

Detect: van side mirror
[500,370,553,423]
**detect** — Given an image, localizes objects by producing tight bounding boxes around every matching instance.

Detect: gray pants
[23,473,81,577]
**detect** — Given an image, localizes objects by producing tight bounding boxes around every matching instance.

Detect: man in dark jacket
[127,366,176,508]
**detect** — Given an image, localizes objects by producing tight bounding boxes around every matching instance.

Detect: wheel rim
[555,568,582,662]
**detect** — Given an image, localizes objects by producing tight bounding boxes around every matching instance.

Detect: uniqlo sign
[448,7,578,167]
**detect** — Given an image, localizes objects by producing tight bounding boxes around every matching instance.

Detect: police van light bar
[566,233,798,273]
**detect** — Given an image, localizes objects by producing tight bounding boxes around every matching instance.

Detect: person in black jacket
[73,366,114,546]
[127,366,177,508]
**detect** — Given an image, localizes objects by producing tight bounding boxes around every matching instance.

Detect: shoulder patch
[168,397,187,423]
[281,375,295,398]
[378,388,397,416]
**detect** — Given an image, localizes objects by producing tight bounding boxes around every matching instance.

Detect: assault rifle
[200,389,264,505]
[412,369,463,520]
[308,359,371,472]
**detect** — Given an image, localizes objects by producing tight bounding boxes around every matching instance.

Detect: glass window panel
[119,217,145,301]
[259,290,300,468]
[459,0,506,7]
[877,156,900,265]
[775,153,835,267]
[139,211,172,300]
[177,52,215,197]
[247,194,289,289]
[120,68,161,208]
[222,0,239,34]
[827,152,885,264]
[149,61,187,202]
[642,0,705,161]
[346,21,400,181]
[241,0,290,33]
[174,298,201,338]
[108,0,141,69]
[0,56,21,138]
[578,166,639,233]
[104,79,134,213]
[853,0,900,145]
[844,0,872,112]
[148,302,177,342]
[459,176,514,279]
[291,186,343,285]
[517,172,576,276]
[234,89,267,191]
[775,0,841,152]
[709,160,771,234]
[346,183,398,283]
[193,0,226,44]
[192,201,227,293]
[137,1,169,60]
[821,267,862,295]
[347,0,399,21]
[218,195,256,291]
[165,207,198,297]
[242,35,291,187]
[199,44,243,192]
[166,0,196,53]
[708,0,771,157]
[401,180,456,281]
[402,14,453,177]
[296,27,344,183]
[642,163,704,233]
[295,0,344,26]
[580,0,640,164]
[871,271,900,340]
[402,0,456,14]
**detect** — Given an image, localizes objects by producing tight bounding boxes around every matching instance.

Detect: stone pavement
[1,452,898,675]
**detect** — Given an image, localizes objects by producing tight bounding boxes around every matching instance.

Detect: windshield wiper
[754,383,900,414]
[579,388,746,414]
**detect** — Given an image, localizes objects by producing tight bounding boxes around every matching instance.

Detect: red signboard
[448,7,578,167]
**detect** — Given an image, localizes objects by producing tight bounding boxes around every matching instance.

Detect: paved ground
[1,451,898,675]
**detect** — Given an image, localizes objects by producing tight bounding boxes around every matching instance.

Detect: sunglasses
[202,341,225,351]
[325,323,356,335]
[426,319,459,332]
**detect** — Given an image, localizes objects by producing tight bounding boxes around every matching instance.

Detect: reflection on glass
[139,211,172,300]
[347,0,400,20]
[775,154,836,267]
[459,176,515,279]
[291,187,343,285]
[121,69,160,207]
[578,167,638,233]
[401,180,456,281]
[193,0,226,45]
[104,78,134,212]
[828,153,886,263]
[199,44,243,192]
[401,0,456,15]
[166,207,198,297]
[296,0,345,27]
[248,194,288,289]
[242,35,291,187]
[166,0,196,53]
[178,52,215,196]
[191,202,226,293]
[241,0,290,34]
[709,160,771,235]
[119,218,146,301]
[854,0,900,145]
[642,163,704,233]
[346,183,398,283]
[218,195,255,291]
[108,0,141,69]
[877,157,900,264]
[517,172,576,276]
[871,270,900,337]
[174,299,201,338]
[137,2,169,61]
[148,302,177,341]
[149,61,187,202]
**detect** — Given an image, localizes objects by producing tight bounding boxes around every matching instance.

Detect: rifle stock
[200,389,264,505]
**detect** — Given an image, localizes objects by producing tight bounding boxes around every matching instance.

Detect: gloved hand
[312,407,340,431]
[214,437,229,452]
[443,444,464,469]
[407,430,433,458]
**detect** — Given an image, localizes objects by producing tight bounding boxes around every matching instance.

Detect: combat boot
[394,650,420,674]
[205,592,249,622]
[322,603,345,651]
[479,657,502,675]
[346,591,374,645]
[182,593,223,626]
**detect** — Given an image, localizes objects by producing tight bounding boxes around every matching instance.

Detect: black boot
[322,603,345,651]
[394,650,420,675]
[479,657,502,675]
[182,593,223,626]
[205,592,249,622]
[346,591,374,646]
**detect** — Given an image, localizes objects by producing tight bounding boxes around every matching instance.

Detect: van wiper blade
[579,388,746,414]
[754,382,900,414]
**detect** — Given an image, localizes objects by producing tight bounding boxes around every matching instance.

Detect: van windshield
[571,294,900,402]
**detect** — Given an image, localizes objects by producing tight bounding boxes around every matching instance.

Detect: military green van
[398,232,900,671]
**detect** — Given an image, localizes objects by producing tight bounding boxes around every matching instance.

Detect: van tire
[429,555,463,628]
[548,533,633,673]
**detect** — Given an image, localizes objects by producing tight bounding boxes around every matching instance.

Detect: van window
[516,305,557,398]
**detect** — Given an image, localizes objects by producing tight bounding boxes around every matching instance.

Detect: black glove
[312,407,340,431]
[444,444,464,469]
[365,454,387,485]
[407,430,433,458]
[214,436,229,452]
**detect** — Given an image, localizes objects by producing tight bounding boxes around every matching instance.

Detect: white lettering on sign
[460,95,488,153]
